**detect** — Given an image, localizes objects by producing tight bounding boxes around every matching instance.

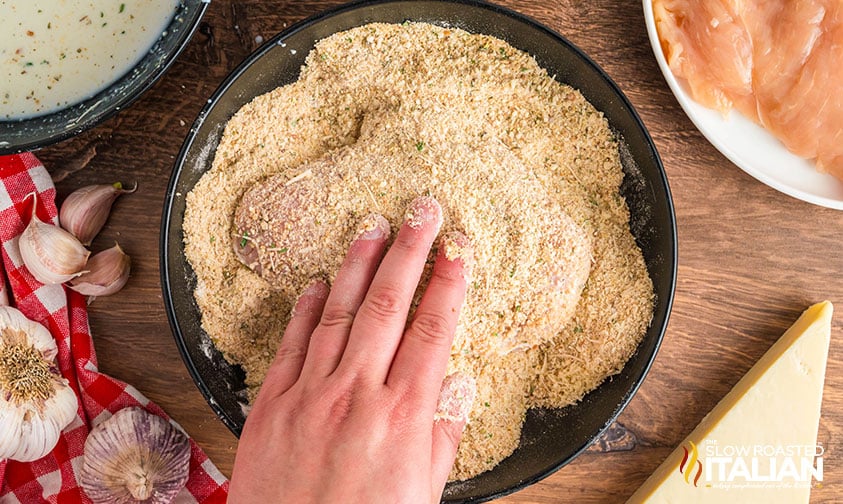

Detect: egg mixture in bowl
[0,0,208,153]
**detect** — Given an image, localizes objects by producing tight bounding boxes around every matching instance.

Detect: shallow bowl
[642,0,843,209]
[161,1,677,501]
[0,0,208,154]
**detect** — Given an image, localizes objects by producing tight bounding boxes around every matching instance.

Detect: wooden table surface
[34,0,842,502]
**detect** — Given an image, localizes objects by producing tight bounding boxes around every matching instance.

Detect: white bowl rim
[642,0,843,210]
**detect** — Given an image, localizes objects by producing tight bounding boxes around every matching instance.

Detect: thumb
[430,373,477,500]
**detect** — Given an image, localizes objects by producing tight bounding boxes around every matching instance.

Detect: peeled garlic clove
[19,208,90,285]
[0,306,79,462]
[60,182,137,246]
[81,407,191,504]
[69,243,131,297]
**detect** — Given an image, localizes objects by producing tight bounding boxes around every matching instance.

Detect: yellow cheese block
[627,301,833,504]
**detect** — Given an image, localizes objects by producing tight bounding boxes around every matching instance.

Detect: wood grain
[35,0,842,502]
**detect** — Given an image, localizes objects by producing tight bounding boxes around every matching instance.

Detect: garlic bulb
[19,204,90,285]
[81,407,191,504]
[69,244,131,297]
[60,182,137,246]
[0,306,79,462]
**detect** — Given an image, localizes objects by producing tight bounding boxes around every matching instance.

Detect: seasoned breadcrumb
[184,22,653,481]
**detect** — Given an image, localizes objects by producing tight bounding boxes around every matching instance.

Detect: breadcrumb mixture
[184,22,654,481]
[230,107,592,359]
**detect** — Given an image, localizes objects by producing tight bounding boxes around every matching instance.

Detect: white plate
[642,0,843,209]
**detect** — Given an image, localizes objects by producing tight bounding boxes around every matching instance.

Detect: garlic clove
[68,243,131,297]
[59,182,137,246]
[81,407,191,504]
[0,376,72,464]
[19,202,90,285]
[0,406,24,459]
[0,306,79,462]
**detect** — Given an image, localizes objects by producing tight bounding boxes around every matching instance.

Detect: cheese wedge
[627,301,833,504]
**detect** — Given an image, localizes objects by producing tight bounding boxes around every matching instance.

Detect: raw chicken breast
[654,0,843,179]
[654,0,755,116]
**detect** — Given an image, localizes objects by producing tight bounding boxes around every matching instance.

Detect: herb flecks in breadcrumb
[183,22,653,482]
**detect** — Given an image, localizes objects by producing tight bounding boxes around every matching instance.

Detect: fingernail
[404,195,442,231]
[355,213,390,241]
[440,231,474,280]
[292,280,329,316]
[434,373,477,424]
[303,280,329,297]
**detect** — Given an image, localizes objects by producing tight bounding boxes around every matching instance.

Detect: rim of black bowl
[162,0,677,501]
[0,0,209,155]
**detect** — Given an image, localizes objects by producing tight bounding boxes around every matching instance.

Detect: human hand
[229,196,476,503]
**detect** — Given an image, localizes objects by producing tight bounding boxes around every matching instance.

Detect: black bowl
[0,0,208,155]
[161,1,677,501]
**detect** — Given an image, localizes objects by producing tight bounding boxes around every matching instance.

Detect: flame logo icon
[679,441,703,487]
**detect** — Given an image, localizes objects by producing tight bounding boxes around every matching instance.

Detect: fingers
[431,420,465,501]
[338,196,443,381]
[387,232,472,395]
[301,214,390,377]
[261,280,329,398]
[430,373,476,498]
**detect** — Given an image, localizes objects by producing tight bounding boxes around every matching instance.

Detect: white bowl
[642,0,843,209]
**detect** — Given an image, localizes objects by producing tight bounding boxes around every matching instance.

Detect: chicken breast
[654,0,843,179]
[231,108,593,356]
[654,0,755,117]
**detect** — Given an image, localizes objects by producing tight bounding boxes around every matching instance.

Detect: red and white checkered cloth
[0,153,229,503]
